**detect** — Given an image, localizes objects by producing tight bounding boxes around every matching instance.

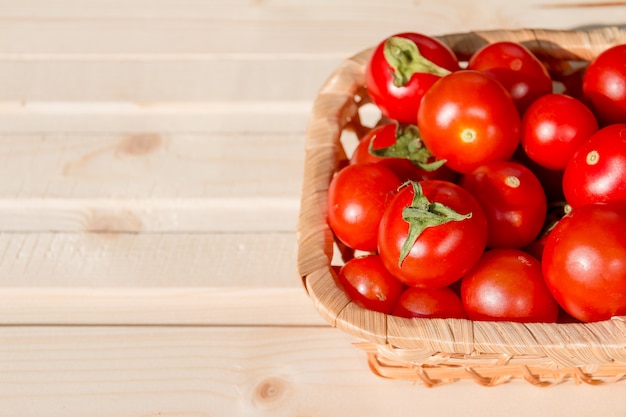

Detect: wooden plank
[0,132,304,232]
[0,58,340,102]
[0,232,298,288]
[0,2,623,56]
[0,231,313,325]
[0,325,625,417]
[0,287,326,326]
[0,101,314,133]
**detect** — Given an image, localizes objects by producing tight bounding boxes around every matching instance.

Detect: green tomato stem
[368,124,447,171]
[384,36,452,87]
[398,181,472,267]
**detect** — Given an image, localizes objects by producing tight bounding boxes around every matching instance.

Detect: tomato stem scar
[586,150,600,165]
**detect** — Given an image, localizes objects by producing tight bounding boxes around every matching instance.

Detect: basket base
[355,342,626,388]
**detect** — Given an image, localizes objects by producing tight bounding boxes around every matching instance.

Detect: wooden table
[0,1,625,415]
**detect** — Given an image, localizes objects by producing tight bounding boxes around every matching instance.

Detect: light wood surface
[0,0,625,415]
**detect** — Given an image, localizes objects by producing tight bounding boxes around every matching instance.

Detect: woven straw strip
[358,342,626,387]
[297,27,626,379]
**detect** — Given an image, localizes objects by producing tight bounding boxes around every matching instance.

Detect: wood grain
[0,0,624,414]
[1,326,625,417]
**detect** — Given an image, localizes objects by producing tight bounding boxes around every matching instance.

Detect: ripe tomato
[350,122,458,182]
[512,146,565,203]
[461,249,559,323]
[521,93,599,170]
[460,160,547,249]
[337,254,405,314]
[392,286,466,319]
[468,41,553,114]
[377,180,487,289]
[327,162,401,252]
[365,33,460,125]
[583,44,626,126]
[542,202,626,322]
[417,70,521,174]
[562,124,626,208]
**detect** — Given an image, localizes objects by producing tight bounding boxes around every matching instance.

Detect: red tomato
[327,163,401,252]
[377,180,488,289]
[350,122,458,182]
[417,70,521,174]
[460,161,547,249]
[562,124,626,208]
[337,254,405,314]
[461,249,559,323]
[468,41,553,114]
[512,146,565,203]
[583,44,626,126]
[521,93,599,170]
[392,286,466,319]
[365,33,460,124]
[542,202,626,322]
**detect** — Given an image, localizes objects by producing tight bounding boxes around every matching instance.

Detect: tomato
[377,180,487,288]
[417,70,521,174]
[468,41,553,115]
[337,254,405,314]
[562,124,626,208]
[521,93,599,170]
[542,202,626,322]
[583,44,626,126]
[460,160,547,249]
[461,249,559,323]
[365,33,460,125]
[512,146,565,203]
[392,286,466,319]
[350,122,458,182]
[327,162,401,252]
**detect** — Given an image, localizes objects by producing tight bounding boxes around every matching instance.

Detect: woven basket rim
[297,26,626,371]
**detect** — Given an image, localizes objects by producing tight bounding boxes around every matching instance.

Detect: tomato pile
[327,32,626,324]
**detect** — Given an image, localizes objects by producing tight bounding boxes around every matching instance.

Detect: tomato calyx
[384,36,451,87]
[399,181,472,266]
[368,124,447,171]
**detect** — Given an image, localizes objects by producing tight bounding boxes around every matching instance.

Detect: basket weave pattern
[297,27,626,386]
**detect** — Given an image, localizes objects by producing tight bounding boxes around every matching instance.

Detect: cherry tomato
[378,180,487,289]
[417,70,521,174]
[337,254,405,314]
[583,44,626,126]
[365,33,460,125]
[542,202,626,322]
[512,146,565,203]
[392,286,466,319]
[521,93,599,170]
[327,162,401,252]
[461,249,559,323]
[350,122,458,183]
[562,124,626,208]
[468,41,553,115]
[460,160,547,249]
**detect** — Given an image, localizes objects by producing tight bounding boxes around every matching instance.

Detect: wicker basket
[297,27,626,387]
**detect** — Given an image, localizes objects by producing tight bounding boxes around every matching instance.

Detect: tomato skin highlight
[461,249,559,323]
[468,41,553,115]
[417,70,521,174]
[583,44,626,126]
[562,124,626,208]
[337,254,405,314]
[377,180,488,289]
[392,286,466,319]
[365,33,460,125]
[521,93,599,171]
[542,202,626,323]
[327,163,401,252]
[460,161,547,249]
